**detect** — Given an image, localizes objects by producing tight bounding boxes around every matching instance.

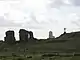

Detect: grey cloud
[22,12,58,30]
[23,19,58,30]
[47,0,79,9]
[70,0,80,6]
[0,0,19,1]
[23,13,44,30]
[48,19,58,24]
[0,16,21,27]
[23,24,44,30]
[71,13,80,27]
[22,20,45,30]
[48,0,63,8]
[30,13,39,24]
[71,21,80,27]
[48,0,69,8]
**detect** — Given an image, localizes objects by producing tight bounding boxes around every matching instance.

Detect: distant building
[64,28,66,34]
[19,29,28,42]
[4,30,16,43]
[49,31,55,39]
[19,29,35,42]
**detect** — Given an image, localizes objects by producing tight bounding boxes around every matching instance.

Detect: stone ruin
[49,31,55,39]
[64,28,66,34]
[4,30,16,43]
[19,29,34,42]
[28,31,34,39]
[4,29,35,43]
[19,29,28,42]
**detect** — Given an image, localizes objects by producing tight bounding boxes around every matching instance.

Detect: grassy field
[0,39,80,60]
[0,55,80,60]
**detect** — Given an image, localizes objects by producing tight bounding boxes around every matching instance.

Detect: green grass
[0,40,80,60]
[0,55,80,60]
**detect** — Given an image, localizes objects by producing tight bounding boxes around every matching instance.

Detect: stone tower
[64,28,66,34]
[19,29,28,42]
[4,30,16,43]
[49,31,55,38]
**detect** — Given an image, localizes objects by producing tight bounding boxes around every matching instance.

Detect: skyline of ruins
[3,29,55,41]
[0,0,80,40]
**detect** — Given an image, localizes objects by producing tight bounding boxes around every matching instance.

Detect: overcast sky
[0,0,80,40]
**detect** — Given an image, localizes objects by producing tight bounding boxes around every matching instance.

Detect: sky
[0,0,80,40]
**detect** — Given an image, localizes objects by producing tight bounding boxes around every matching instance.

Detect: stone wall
[19,29,34,42]
[4,30,16,43]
